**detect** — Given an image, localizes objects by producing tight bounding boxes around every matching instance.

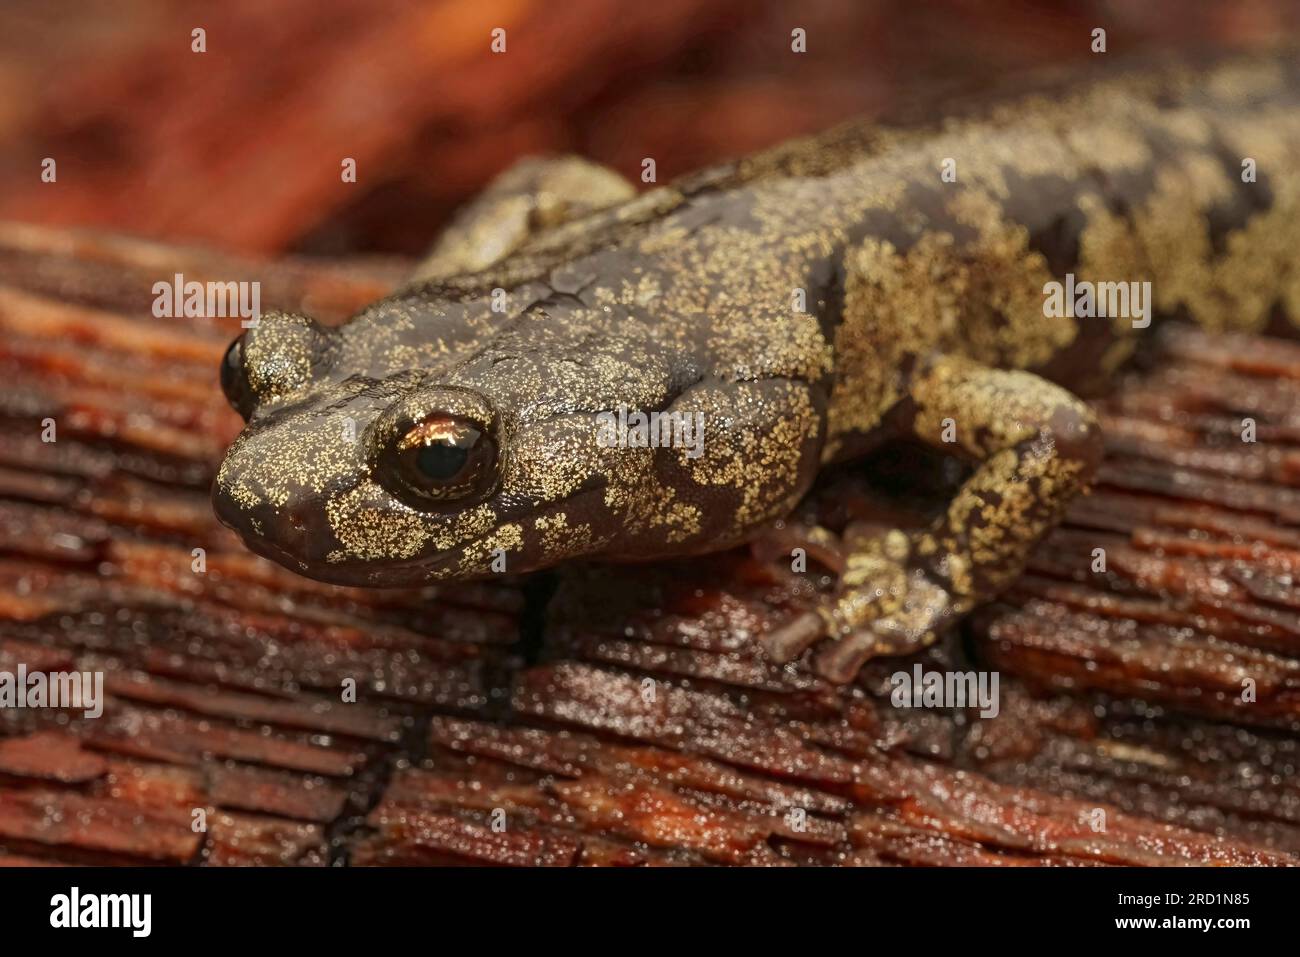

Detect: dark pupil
[220,337,253,418]
[416,442,470,481]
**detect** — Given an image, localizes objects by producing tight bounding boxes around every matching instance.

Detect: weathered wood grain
[1,222,1296,866]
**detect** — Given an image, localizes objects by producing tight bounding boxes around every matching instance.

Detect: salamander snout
[212,484,343,571]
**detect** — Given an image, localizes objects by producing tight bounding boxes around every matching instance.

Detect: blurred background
[1,0,1296,260]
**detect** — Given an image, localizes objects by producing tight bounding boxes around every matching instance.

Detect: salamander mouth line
[233,474,614,580]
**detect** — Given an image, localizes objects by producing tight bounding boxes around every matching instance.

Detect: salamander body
[214,51,1300,681]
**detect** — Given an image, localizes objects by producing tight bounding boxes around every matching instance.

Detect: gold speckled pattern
[215,52,1299,680]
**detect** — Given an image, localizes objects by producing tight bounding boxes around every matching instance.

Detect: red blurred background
[1,0,1295,258]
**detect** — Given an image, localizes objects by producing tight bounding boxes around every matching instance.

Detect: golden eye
[381,415,498,506]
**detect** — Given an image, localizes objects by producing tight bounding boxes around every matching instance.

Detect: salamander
[213,51,1300,683]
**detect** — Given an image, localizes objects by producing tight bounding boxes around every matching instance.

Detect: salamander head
[211,308,794,586]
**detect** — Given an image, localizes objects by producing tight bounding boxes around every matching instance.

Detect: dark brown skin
[214,51,1300,682]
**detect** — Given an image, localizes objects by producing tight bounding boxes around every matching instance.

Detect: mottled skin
[215,52,1300,683]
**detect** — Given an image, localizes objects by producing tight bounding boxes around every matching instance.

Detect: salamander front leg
[772,356,1103,684]
[413,156,635,281]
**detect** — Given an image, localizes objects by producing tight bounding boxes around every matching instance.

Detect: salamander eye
[219,313,339,421]
[379,415,498,507]
[220,336,256,420]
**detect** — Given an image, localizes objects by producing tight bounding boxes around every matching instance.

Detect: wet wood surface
[1,222,1298,866]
